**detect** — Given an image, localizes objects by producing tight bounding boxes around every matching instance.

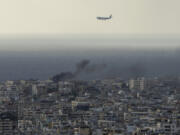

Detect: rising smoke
[74,59,90,75]
[51,59,106,82]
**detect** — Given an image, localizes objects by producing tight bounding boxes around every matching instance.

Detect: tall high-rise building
[129,77,146,90]
[32,85,38,96]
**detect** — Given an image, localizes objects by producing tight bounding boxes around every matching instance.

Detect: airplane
[96,14,112,20]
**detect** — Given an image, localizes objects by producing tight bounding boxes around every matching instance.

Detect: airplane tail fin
[110,14,112,18]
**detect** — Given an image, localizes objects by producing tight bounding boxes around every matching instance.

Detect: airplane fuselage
[96,15,112,20]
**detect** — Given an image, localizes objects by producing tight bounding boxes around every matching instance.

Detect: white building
[32,85,38,96]
[129,77,146,90]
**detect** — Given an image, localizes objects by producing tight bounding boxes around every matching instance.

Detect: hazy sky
[0,0,180,35]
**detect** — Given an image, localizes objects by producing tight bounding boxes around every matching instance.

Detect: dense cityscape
[1,0,180,135]
[0,75,180,135]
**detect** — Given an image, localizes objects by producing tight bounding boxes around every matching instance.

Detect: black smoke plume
[52,59,106,82]
[51,72,75,82]
[85,63,107,73]
[74,59,90,75]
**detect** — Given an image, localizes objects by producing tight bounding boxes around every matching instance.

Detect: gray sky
[0,0,180,35]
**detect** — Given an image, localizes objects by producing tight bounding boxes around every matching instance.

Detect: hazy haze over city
[0,0,180,80]
[1,2,180,135]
